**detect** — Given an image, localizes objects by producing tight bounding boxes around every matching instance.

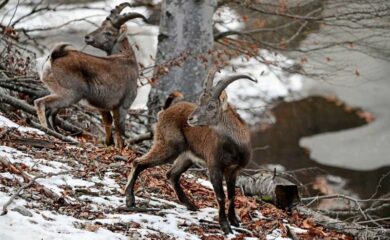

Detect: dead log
[237,171,300,209]
[128,132,152,144]
[0,80,48,98]
[0,91,93,138]
[27,119,78,144]
[296,205,390,239]
[8,137,59,149]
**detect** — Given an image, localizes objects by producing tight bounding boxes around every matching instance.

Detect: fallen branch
[0,91,95,139]
[1,163,77,215]
[357,217,390,225]
[296,205,390,239]
[199,219,253,235]
[28,119,78,144]
[0,80,48,98]
[7,137,59,149]
[128,132,152,144]
[0,155,30,182]
[301,194,381,220]
[318,203,390,218]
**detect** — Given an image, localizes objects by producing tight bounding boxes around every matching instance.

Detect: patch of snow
[214,6,244,33]
[79,195,123,208]
[0,192,126,240]
[285,224,307,234]
[0,146,70,174]
[196,178,213,190]
[266,229,291,240]
[99,207,220,240]
[90,175,121,190]
[0,114,44,135]
[0,172,22,181]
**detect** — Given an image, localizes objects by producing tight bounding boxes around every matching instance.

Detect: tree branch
[0,155,77,215]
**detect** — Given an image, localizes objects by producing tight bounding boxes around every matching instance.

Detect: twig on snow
[0,160,77,216]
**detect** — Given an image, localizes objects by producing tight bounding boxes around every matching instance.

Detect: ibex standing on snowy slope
[34,3,147,148]
[124,68,257,234]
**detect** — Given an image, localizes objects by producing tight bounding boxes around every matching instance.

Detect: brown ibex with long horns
[124,67,257,234]
[34,3,147,148]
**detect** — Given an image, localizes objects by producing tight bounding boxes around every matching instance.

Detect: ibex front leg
[209,166,232,234]
[99,110,114,146]
[113,108,126,149]
[125,145,180,208]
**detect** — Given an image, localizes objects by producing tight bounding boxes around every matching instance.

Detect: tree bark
[148,0,216,117]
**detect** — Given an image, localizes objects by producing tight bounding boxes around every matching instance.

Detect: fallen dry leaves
[0,123,354,239]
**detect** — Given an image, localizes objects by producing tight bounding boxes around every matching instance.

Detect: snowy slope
[0,115,306,240]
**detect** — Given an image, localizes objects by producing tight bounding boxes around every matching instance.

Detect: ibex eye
[104,32,113,36]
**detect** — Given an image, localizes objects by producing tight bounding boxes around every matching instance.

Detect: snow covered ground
[0,115,309,239]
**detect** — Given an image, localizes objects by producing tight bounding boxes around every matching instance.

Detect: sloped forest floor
[0,114,355,240]
[0,23,387,240]
[1,40,389,240]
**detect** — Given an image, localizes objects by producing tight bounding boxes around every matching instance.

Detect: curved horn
[212,75,257,98]
[112,12,148,28]
[203,66,219,92]
[107,2,132,21]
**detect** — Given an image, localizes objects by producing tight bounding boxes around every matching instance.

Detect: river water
[250,1,390,198]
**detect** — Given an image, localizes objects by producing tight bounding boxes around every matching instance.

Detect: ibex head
[187,67,257,127]
[84,2,147,53]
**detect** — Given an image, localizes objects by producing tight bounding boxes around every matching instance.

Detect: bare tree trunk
[148,0,216,117]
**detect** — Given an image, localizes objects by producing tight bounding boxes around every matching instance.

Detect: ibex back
[125,67,257,234]
[34,3,147,148]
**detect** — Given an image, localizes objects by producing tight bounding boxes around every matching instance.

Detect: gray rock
[12,206,33,217]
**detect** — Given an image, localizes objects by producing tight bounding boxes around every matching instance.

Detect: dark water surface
[249,96,390,198]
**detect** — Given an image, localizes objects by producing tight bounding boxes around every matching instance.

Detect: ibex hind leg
[225,166,241,227]
[125,147,180,208]
[113,107,126,149]
[166,156,198,211]
[209,167,232,234]
[46,108,59,132]
[100,110,114,146]
[35,94,80,130]
[35,97,50,129]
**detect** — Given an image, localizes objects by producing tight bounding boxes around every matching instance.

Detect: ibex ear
[219,91,228,110]
[117,25,128,42]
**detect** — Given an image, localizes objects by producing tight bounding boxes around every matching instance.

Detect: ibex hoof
[126,195,135,208]
[185,202,199,212]
[220,220,233,234]
[228,214,240,227]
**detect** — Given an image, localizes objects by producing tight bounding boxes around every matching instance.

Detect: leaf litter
[0,115,352,239]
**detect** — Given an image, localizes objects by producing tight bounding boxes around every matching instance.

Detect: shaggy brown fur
[125,74,257,234]
[34,3,147,148]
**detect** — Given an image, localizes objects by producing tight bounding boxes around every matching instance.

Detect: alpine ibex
[124,68,257,234]
[34,3,147,148]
